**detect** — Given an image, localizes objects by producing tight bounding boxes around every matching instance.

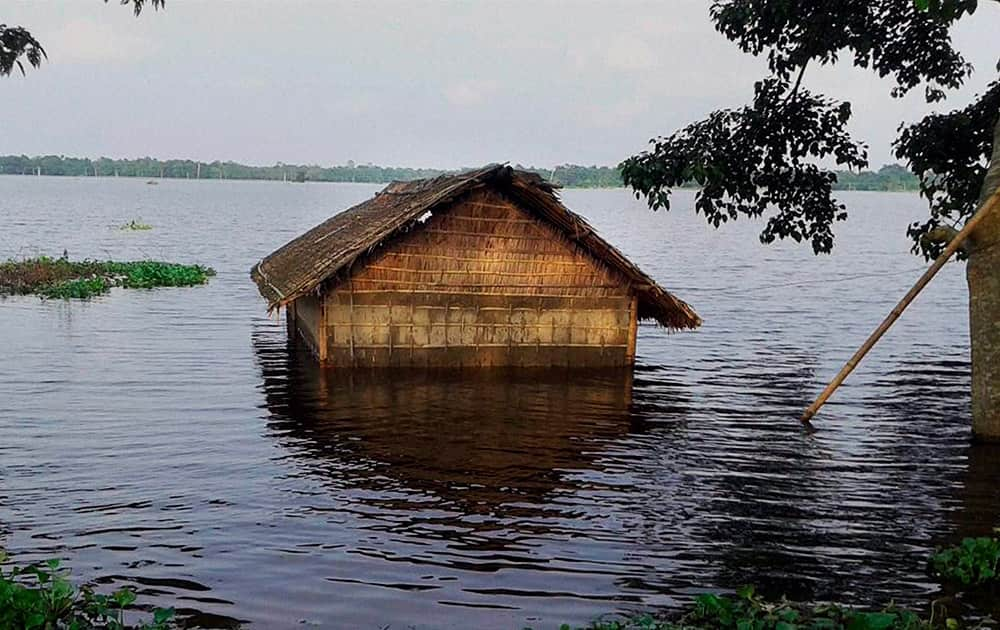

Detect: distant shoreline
[0,155,921,192]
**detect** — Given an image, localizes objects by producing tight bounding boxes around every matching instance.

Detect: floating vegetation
[119,219,153,231]
[0,549,175,629]
[556,586,942,630]
[0,256,215,300]
[931,533,1000,586]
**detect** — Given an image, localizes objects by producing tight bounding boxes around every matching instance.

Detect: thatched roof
[251,164,700,330]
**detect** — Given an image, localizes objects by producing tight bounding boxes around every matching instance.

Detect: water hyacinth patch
[0,256,215,300]
[931,534,1000,586]
[0,549,174,629]
[553,586,939,630]
[40,277,111,299]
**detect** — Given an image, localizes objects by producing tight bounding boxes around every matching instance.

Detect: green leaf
[779,609,801,623]
[848,612,898,630]
[696,593,723,612]
[153,607,175,624]
[113,587,137,607]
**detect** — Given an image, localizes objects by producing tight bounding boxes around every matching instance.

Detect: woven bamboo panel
[316,189,634,367]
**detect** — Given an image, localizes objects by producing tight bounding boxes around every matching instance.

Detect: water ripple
[0,179,994,629]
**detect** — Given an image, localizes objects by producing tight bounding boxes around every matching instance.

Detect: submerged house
[251,165,700,368]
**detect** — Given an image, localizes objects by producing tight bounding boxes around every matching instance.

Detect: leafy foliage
[0,26,45,76]
[108,261,214,290]
[41,277,112,300]
[0,550,174,629]
[553,586,937,630]
[114,0,165,18]
[1,1,163,77]
[895,81,1000,259]
[685,587,929,630]
[622,0,997,259]
[930,535,1000,586]
[0,256,215,300]
[711,0,971,101]
[622,78,867,254]
[913,0,988,20]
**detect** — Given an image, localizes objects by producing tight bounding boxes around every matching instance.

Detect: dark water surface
[1,177,996,629]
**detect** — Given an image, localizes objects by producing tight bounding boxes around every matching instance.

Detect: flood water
[1,176,996,629]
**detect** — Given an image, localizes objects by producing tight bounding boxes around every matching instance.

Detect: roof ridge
[250,165,700,330]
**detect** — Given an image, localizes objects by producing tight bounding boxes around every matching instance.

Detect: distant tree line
[0,154,920,191]
[830,164,922,192]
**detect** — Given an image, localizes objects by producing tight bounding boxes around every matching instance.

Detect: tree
[0,0,163,76]
[620,1,1000,439]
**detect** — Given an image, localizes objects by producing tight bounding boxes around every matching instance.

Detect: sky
[2,1,998,169]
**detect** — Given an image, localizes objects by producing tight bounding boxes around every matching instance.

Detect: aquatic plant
[555,586,940,630]
[118,220,153,231]
[684,587,931,630]
[0,550,174,629]
[0,257,215,300]
[931,534,1000,586]
[105,261,214,289]
[40,277,110,299]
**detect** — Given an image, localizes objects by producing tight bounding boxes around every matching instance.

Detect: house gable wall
[300,188,636,367]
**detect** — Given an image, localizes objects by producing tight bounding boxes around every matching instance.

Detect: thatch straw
[251,164,700,330]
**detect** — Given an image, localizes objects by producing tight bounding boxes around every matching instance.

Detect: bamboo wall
[298,189,637,367]
[289,293,324,359]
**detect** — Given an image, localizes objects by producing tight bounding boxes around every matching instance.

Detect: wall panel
[314,189,636,367]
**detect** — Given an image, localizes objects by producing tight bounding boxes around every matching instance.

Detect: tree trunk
[969,112,1000,440]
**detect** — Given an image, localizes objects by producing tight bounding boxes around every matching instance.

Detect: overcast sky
[3,1,998,169]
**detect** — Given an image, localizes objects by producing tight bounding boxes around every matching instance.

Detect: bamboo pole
[626,294,638,364]
[801,188,1000,424]
[348,276,356,366]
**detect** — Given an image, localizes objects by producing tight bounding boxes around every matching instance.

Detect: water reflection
[252,329,994,624]
[956,442,1000,539]
[869,357,1000,619]
[258,333,643,516]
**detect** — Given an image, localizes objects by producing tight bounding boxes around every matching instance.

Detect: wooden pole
[317,296,328,364]
[801,188,1000,424]
[626,294,638,365]
[348,276,356,367]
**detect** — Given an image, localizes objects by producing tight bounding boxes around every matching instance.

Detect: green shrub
[0,550,174,629]
[931,535,1000,586]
